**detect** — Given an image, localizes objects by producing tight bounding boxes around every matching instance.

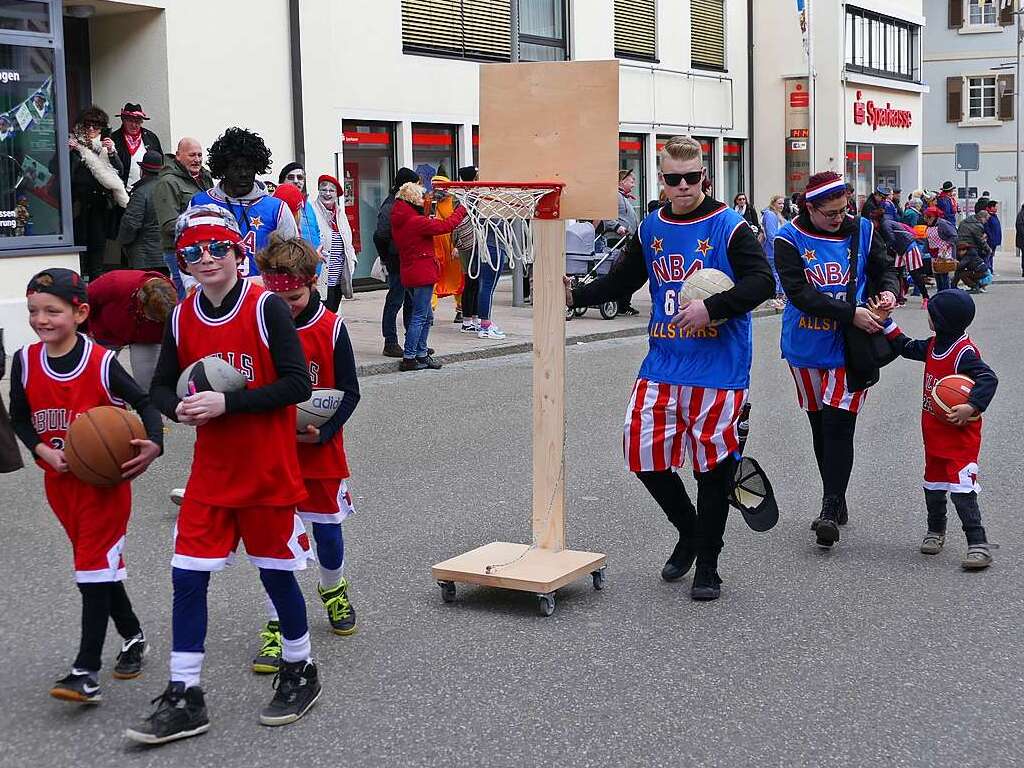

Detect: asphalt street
[2,286,1022,768]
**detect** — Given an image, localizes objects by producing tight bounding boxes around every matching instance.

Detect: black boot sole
[815,521,840,547]
[690,585,721,601]
[661,552,696,582]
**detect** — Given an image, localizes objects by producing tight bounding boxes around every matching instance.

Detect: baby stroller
[564,220,624,321]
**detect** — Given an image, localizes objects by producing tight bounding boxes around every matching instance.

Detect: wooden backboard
[479,60,619,220]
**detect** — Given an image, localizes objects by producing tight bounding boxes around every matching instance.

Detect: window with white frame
[967,0,998,26]
[967,76,997,118]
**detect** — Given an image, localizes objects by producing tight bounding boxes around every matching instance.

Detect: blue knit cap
[927,289,975,336]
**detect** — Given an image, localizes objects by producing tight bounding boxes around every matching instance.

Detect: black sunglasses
[662,170,704,187]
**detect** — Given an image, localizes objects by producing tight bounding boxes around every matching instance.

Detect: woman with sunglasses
[774,171,898,548]
[566,135,774,601]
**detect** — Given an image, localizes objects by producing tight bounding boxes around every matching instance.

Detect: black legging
[461,274,479,318]
[324,285,343,312]
[909,267,930,300]
[75,582,142,672]
[806,407,857,501]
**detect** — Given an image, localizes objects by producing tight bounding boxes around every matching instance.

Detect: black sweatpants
[925,489,987,545]
[461,274,479,318]
[806,406,857,501]
[74,582,142,673]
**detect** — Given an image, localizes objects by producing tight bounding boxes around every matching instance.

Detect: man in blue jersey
[774,171,898,547]
[566,136,774,601]
[191,127,298,278]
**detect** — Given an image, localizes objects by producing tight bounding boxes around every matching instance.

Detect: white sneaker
[170,488,185,507]
[477,325,507,340]
[460,323,479,333]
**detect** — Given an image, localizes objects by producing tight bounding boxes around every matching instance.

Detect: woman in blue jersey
[774,171,898,548]
[565,136,774,601]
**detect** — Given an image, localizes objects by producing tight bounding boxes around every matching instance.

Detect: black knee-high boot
[636,470,697,581]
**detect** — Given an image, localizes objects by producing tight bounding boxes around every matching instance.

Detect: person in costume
[428,175,465,321]
[565,135,774,601]
[773,171,898,548]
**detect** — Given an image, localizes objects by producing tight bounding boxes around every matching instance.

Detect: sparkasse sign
[852,90,913,131]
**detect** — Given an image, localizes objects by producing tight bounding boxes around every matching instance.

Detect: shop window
[618,133,645,218]
[845,7,919,82]
[614,0,657,62]
[844,144,874,212]
[412,124,458,189]
[472,125,479,168]
[517,0,568,61]
[341,121,396,281]
[0,0,49,34]
[0,29,69,248]
[691,0,726,71]
[722,141,745,208]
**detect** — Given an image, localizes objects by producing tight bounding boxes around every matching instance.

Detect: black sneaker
[113,635,148,680]
[454,311,463,323]
[690,563,722,601]
[399,358,426,372]
[318,579,357,636]
[660,538,696,582]
[618,305,640,317]
[811,498,849,529]
[50,671,102,704]
[382,343,404,358]
[259,660,322,727]
[416,355,442,370]
[815,496,842,548]
[124,682,210,745]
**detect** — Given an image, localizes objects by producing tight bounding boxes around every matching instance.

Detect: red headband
[261,272,314,291]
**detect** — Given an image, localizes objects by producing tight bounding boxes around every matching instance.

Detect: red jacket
[390,199,467,288]
[86,270,173,347]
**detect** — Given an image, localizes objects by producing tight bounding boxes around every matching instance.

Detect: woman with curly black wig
[190,127,298,278]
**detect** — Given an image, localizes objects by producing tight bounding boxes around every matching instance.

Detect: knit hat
[924,206,942,219]
[273,182,304,215]
[927,288,975,336]
[175,203,242,249]
[804,172,846,201]
[392,167,419,193]
[26,268,88,307]
[278,161,304,184]
[138,149,163,173]
[457,165,478,182]
[317,174,342,195]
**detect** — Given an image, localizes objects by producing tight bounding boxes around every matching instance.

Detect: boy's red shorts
[297,478,355,524]
[172,499,311,572]
[45,472,131,583]
[923,454,980,494]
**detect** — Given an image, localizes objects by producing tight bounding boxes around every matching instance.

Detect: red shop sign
[852,90,912,131]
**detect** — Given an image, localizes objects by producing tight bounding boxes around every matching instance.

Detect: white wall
[0,253,80,350]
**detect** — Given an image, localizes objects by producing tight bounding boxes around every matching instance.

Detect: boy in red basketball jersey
[882,289,998,569]
[125,205,319,745]
[251,237,360,672]
[8,268,163,704]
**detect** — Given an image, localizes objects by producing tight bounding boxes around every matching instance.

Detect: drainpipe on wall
[747,0,755,203]
[288,0,305,166]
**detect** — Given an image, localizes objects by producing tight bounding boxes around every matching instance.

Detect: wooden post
[531,218,566,552]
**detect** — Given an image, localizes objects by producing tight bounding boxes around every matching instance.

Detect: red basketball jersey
[922,334,982,462]
[172,281,305,507]
[19,335,123,473]
[296,304,350,480]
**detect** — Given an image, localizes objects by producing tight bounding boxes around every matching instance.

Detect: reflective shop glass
[342,121,395,280]
[0,0,49,34]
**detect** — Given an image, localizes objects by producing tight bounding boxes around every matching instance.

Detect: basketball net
[439,184,561,279]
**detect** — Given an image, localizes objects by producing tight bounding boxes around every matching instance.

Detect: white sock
[169,651,204,688]
[281,632,311,664]
[265,592,279,622]
[319,563,344,590]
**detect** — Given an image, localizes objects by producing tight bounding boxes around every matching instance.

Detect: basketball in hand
[679,268,734,327]
[65,406,147,486]
[930,374,976,417]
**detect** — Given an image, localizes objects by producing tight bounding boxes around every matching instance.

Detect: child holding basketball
[250,236,361,672]
[8,268,163,704]
[882,289,998,569]
[126,205,319,745]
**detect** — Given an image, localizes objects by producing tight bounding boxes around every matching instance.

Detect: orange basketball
[931,374,975,415]
[64,406,146,486]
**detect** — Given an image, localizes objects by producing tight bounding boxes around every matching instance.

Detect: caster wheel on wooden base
[537,593,555,617]
[591,567,606,590]
[438,581,457,603]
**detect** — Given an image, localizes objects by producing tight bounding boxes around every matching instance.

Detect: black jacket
[110,126,162,186]
[374,194,400,272]
[1016,205,1024,250]
[774,213,897,326]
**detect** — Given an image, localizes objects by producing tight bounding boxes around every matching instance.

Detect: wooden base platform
[431,542,606,615]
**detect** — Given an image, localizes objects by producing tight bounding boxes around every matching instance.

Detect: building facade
[921,0,1019,225]
[0,0,753,346]
[753,1,927,211]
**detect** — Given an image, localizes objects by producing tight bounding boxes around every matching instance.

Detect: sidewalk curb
[356,306,782,377]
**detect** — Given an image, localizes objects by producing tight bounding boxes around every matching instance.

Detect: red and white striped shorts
[788,365,867,413]
[895,245,924,272]
[623,378,746,474]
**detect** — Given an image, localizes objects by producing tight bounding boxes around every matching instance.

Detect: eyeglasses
[83,121,103,129]
[285,172,305,181]
[177,240,236,264]
[661,170,704,188]
[814,205,848,220]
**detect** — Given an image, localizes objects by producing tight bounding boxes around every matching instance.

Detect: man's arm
[223,294,311,413]
[703,224,774,320]
[117,189,144,246]
[774,237,855,323]
[8,352,41,452]
[570,232,649,308]
[153,178,181,247]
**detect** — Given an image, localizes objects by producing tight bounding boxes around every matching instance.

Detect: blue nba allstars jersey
[777,217,873,369]
[190,188,291,277]
[638,204,753,389]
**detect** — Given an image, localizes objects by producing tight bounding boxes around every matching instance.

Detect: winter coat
[111,126,162,187]
[86,270,172,347]
[153,157,214,250]
[601,190,640,243]
[374,195,399,272]
[313,196,356,297]
[957,215,992,260]
[1016,205,1024,250]
[984,212,1002,249]
[117,174,164,270]
[936,193,957,225]
[760,207,783,263]
[390,199,467,288]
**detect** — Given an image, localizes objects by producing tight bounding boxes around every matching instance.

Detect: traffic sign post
[955,143,980,214]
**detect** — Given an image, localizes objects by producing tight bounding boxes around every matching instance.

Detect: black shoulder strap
[846,217,862,307]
